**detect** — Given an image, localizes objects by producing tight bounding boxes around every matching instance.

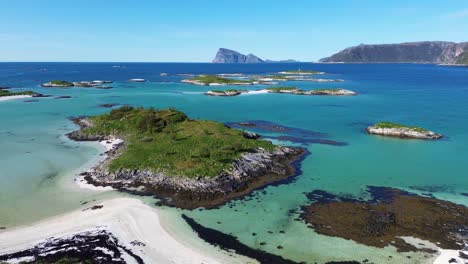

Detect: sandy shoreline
[74,137,122,191]
[0,95,32,102]
[0,198,249,264]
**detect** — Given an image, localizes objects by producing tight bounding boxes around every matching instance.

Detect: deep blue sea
[1,62,467,263]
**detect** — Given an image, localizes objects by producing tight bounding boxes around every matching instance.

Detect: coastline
[0,95,32,102]
[0,198,252,264]
[68,115,306,209]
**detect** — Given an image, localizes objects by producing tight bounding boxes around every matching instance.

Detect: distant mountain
[320,41,468,64]
[265,59,300,63]
[212,48,264,63]
[212,48,299,63]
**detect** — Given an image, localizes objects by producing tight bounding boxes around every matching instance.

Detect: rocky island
[182,75,255,86]
[0,90,45,101]
[212,48,300,64]
[205,89,248,96]
[367,122,442,139]
[68,106,304,209]
[265,87,357,96]
[42,80,113,89]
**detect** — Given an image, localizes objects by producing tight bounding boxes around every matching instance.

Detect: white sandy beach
[0,95,32,102]
[0,198,252,264]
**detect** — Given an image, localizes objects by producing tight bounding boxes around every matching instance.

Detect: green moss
[189,75,252,85]
[374,122,429,133]
[0,90,38,97]
[266,86,298,91]
[82,106,275,178]
[51,80,74,86]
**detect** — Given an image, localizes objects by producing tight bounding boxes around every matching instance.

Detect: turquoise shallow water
[0,63,467,263]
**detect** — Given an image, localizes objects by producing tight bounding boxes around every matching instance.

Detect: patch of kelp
[300,186,468,252]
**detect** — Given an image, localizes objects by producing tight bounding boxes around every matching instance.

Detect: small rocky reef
[68,106,304,209]
[41,80,113,89]
[367,121,442,139]
[182,75,256,86]
[265,87,357,96]
[205,89,248,96]
[301,186,468,252]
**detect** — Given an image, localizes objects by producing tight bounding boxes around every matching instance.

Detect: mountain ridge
[320,41,468,64]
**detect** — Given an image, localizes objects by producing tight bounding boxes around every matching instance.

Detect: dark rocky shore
[68,117,305,209]
[0,229,144,264]
[301,186,468,252]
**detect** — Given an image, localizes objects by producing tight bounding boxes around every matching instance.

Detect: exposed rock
[366,124,442,139]
[301,187,468,252]
[205,90,246,96]
[212,48,264,63]
[0,229,143,264]
[320,41,468,64]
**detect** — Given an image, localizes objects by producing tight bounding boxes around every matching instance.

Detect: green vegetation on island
[373,121,429,133]
[455,49,468,65]
[81,106,275,178]
[51,80,74,86]
[186,75,252,85]
[0,90,39,97]
[266,86,298,91]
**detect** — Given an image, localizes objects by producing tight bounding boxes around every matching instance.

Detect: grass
[374,122,429,133]
[82,106,275,178]
[455,49,468,65]
[0,90,38,97]
[266,86,299,91]
[282,70,322,74]
[51,80,74,86]
[189,75,252,84]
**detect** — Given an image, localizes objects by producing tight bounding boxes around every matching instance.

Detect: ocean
[1,62,467,263]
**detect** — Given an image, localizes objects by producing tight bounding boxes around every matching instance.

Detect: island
[205,89,248,96]
[366,122,442,139]
[182,75,254,86]
[265,87,357,96]
[0,90,44,101]
[41,80,113,89]
[67,106,304,209]
[212,48,300,64]
[278,70,325,75]
[320,41,468,65]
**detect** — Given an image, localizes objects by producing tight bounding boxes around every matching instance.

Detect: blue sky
[0,0,467,62]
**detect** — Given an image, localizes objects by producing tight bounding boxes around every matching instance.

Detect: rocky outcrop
[266,88,356,96]
[212,48,264,63]
[366,125,442,139]
[68,117,305,209]
[320,41,468,64]
[301,187,468,252]
[205,90,246,96]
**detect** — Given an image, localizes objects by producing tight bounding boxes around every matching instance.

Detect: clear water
[1,63,467,263]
